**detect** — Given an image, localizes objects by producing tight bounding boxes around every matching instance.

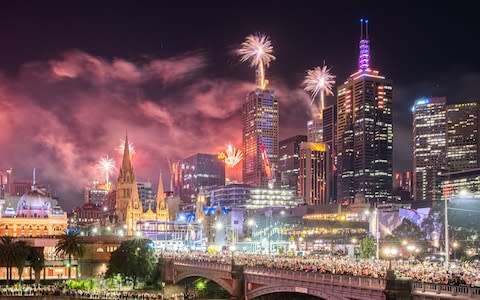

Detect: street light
[383,246,398,278]
[452,241,459,260]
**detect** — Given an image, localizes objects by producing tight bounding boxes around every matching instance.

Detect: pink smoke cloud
[0,50,310,209]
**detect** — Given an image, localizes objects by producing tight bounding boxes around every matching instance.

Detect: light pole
[445,193,450,269]
[383,246,398,279]
[371,208,380,260]
[452,241,459,261]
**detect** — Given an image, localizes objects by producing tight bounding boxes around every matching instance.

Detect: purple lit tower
[336,19,393,205]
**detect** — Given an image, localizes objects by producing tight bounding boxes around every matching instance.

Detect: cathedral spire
[122,134,132,171]
[156,172,166,212]
[358,18,370,72]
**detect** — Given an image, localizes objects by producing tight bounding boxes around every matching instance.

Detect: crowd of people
[165,251,480,287]
[0,286,164,299]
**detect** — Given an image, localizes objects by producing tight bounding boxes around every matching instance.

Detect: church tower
[115,135,143,235]
[155,172,169,221]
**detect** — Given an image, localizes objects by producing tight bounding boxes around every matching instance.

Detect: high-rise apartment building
[180,153,225,203]
[447,102,480,172]
[336,20,393,204]
[299,142,330,206]
[242,89,279,187]
[412,97,447,201]
[279,135,307,192]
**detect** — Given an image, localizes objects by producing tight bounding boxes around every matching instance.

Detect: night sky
[0,1,479,208]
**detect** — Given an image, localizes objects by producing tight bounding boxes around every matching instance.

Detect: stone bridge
[163,259,480,300]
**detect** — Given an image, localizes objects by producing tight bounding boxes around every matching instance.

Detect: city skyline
[0,2,479,208]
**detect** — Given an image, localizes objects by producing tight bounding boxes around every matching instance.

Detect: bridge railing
[243,266,386,290]
[173,259,231,272]
[171,259,480,298]
[413,281,480,298]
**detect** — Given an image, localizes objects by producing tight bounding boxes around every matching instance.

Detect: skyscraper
[137,181,155,211]
[299,142,329,205]
[322,104,337,202]
[336,20,393,204]
[412,97,447,201]
[447,102,480,172]
[242,89,279,187]
[180,153,225,203]
[307,116,323,143]
[279,135,307,192]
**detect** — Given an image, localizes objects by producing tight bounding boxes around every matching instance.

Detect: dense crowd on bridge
[164,251,480,287]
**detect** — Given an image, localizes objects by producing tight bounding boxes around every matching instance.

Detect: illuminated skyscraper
[180,153,225,203]
[322,104,337,202]
[299,142,330,206]
[446,102,479,172]
[307,116,323,143]
[242,89,279,187]
[336,19,393,204]
[412,97,447,201]
[279,135,307,192]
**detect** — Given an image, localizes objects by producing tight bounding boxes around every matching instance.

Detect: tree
[106,239,156,288]
[0,237,16,285]
[13,240,30,283]
[28,247,45,286]
[55,231,84,280]
[360,236,376,259]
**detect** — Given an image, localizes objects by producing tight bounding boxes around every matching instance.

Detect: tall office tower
[299,142,329,205]
[412,97,447,201]
[279,135,307,192]
[180,153,225,203]
[242,89,280,187]
[336,20,393,204]
[307,115,323,143]
[137,181,155,211]
[322,104,337,202]
[447,102,480,172]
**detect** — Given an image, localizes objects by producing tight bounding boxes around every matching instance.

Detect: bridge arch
[247,284,350,300]
[174,272,234,295]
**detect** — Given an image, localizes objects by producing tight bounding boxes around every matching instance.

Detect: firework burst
[222,145,243,168]
[238,33,276,89]
[98,156,115,185]
[303,65,336,114]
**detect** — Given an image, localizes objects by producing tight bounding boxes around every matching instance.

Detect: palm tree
[0,237,16,285]
[13,240,31,283]
[28,247,45,286]
[55,231,84,280]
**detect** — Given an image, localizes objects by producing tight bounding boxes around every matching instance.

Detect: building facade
[242,89,279,187]
[322,104,337,202]
[336,20,393,204]
[137,181,155,212]
[446,102,480,172]
[279,135,307,192]
[180,153,225,203]
[299,142,330,206]
[441,168,480,201]
[307,115,323,143]
[84,180,109,207]
[412,97,447,201]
